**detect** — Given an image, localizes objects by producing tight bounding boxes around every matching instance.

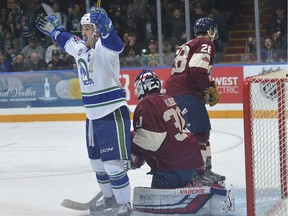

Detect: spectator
[267,7,287,41]
[45,41,62,63]
[63,53,76,70]
[170,8,186,46]
[11,53,29,72]
[139,38,160,66]
[208,8,229,63]
[39,36,51,49]
[271,32,287,62]
[0,8,9,31]
[162,0,174,38]
[0,25,3,50]
[0,51,10,72]
[121,33,142,63]
[47,50,65,70]
[261,37,283,62]
[190,2,208,38]
[3,38,21,67]
[21,35,45,61]
[66,3,83,32]
[127,0,148,19]
[15,9,36,49]
[7,2,21,36]
[143,10,157,41]
[41,0,67,27]
[247,37,255,54]
[122,32,130,46]
[122,15,143,42]
[108,4,125,38]
[26,52,46,71]
[3,31,12,51]
[11,38,21,55]
[162,38,175,65]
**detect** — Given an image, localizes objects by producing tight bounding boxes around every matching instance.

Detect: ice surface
[0,119,246,216]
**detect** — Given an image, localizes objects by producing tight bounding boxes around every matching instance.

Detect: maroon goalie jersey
[165,36,215,98]
[132,92,203,172]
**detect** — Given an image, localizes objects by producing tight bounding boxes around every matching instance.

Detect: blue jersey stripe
[82,88,125,106]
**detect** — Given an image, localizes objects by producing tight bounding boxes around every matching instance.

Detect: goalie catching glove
[89,7,113,35]
[204,81,220,106]
[35,15,66,41]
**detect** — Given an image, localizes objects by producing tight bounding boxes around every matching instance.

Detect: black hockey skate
[192,172,215,187]
[204,169,226,186]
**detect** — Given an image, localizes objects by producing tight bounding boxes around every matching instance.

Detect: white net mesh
[244,70,288,216]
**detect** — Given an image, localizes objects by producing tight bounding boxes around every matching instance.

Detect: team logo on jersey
[78,59,94,86]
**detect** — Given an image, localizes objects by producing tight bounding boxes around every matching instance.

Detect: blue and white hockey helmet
[193,17,218,40]
[80,13,98,37]
[134,69,161,100]
[81,13,94,26]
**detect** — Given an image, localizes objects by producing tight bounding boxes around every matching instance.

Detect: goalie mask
[134,69,161,100]
[193,17,218,41]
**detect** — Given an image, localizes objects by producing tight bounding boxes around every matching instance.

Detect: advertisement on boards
[0,70,82,108]
[0,66,244,108]
[211,66,243,103]
[4,64,286,109]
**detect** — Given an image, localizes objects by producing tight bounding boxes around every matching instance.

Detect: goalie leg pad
[133,185,235,215]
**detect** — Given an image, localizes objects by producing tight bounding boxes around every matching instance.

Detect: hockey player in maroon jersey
[165,17,225,184]
[131,69,204,189]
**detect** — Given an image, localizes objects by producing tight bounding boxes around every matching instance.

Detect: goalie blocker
[133,185,235,215]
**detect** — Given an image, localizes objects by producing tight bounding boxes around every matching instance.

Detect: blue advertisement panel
[0,70,83,108]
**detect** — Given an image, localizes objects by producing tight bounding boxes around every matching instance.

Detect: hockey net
[243,70,288,216]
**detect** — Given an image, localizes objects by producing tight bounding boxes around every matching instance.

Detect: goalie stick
[61,191,103,211]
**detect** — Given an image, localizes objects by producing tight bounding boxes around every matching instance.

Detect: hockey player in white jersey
[35,7,132,216]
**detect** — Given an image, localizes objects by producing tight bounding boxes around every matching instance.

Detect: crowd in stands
[248,0,287,62]
[0,0,286,73]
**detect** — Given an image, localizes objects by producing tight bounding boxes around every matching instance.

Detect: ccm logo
[100,147,114,153]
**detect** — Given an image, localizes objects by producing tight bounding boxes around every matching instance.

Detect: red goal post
[243,70,288,216]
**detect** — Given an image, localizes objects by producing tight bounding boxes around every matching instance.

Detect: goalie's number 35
[172,44,212,74]
[163,107,187,141]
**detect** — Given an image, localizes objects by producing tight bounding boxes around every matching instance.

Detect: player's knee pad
[90,159,105,172]
[103,160,128,186]
[90,159,110,183]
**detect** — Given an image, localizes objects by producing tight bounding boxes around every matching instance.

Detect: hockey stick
[61,191,103,211]
[88,0,102,73]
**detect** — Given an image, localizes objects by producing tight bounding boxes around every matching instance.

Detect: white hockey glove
[204,81,220,107]
[89,7,113,35]
[35,14,66,41]
[130,154,145,170]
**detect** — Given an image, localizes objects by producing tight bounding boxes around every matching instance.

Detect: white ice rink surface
[0,119,247,216]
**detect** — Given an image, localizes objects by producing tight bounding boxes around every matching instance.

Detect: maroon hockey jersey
[132,92,203,172]
[165,36,215,98]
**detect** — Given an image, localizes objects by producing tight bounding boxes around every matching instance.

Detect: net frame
[243,70,288,216]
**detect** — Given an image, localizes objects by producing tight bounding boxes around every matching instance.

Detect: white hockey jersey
[59,31,128,120]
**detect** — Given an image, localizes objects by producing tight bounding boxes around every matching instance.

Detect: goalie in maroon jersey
[165,17,225,184]
[131,69,204,189]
